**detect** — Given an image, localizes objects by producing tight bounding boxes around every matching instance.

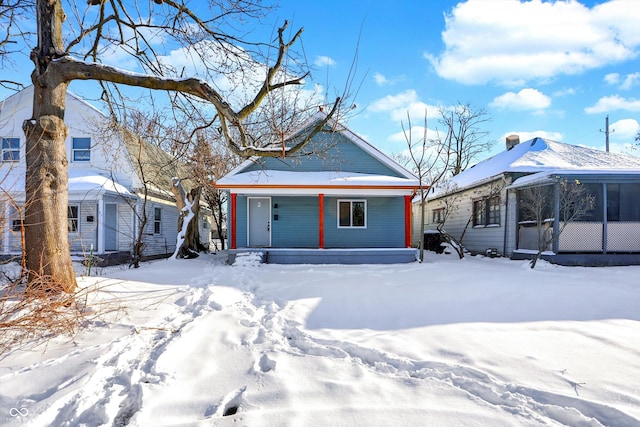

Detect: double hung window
[2,137,19,162]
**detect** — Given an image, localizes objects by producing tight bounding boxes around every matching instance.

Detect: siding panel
[324,196,405,248]
[271,196,318,248]
[242,131,402,177]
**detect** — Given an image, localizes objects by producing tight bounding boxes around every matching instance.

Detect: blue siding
[235,195,248,246]
[242,129,402,177]
[324,197,405,248]
[231,195,406,249]
[271,196,318,248]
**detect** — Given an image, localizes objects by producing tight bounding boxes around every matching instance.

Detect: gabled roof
[433,137,640,196]
[216,112,419,195]
[0,86,189,200]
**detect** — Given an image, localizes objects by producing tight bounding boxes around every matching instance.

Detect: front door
[248,197,271,247]
[105,203,118,251]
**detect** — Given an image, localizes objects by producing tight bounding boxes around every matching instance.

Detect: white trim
[97,200,105,253]
[153,206,162,235]
[228,188,415,197]
[68,204,80,234]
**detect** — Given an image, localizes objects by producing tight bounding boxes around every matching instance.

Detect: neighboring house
[0,86,211,263]
[420,135,640,266]
[214,113,419,264]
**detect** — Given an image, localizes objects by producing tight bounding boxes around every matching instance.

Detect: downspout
[503,187,509,257]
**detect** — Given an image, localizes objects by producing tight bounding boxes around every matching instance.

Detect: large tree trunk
[21,0,77,293]
[171,179,207,259]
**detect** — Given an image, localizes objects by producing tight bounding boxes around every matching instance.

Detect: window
[472,199,486,226]
[608,183,640,222]
[473,196,500,227]
[72,137,91,162]
[68,205,79,232]
[487,196,500,225]
[432,207,445,224]
[2,137,20,162]
[154,207,162,234]
[338,200,366,228]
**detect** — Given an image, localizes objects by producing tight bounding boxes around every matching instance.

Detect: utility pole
[600,115,615,152]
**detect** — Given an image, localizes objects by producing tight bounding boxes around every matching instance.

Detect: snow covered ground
[1,251,639,426]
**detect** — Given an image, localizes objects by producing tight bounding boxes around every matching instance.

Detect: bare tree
[190,130,241,251]
[4,1,345,293]
[438,102,494,176]
[395,111,452,262]
[519,179,595,268]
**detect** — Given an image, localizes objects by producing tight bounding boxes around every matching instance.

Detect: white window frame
[68,205,79,233]
[2,137,20,162]
[153,207,162,234]
[337,199,367,229]
[72,137,91,162]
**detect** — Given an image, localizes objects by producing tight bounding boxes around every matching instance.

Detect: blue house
[215,114,419,264]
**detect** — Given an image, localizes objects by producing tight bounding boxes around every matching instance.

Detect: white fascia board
[227,187,415,196]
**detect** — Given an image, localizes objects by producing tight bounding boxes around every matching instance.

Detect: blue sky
[266,0,640,159]
[2,0,639,163]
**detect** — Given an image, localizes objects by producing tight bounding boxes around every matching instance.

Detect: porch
[227,247,418,265]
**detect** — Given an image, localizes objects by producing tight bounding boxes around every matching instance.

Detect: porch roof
[214,170,419,196]
[1,169,133,198]
[507,169,640,189]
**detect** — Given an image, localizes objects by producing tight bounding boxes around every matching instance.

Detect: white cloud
[620,72,640,90]
[368,90,441,125]
[315,56,336,67]
[373,72,389,86]
[372,72,405,87]
[368,90,420,113]
[426,0,640,85]
[388,125,439,144]
[585,95,640,113]
[490,88,551,111]
[604,73,621,85]
[610,118,640,138]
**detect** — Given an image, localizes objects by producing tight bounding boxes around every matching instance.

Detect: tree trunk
[23,82,77,293]
[21,0,77,293]
[171,179,207,259]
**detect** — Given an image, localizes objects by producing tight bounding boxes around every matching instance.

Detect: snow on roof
[68,172,132,196]
[432,137,640,196]
[1,169,132,197]
[216,170,419,188]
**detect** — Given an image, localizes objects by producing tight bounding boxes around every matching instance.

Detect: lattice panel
[558,222,603,252]
[607,222,640,252]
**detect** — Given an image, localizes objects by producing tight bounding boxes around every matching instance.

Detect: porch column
[318,193,324,248]
[404,195,412,248]
[231,193,237,249]
[97,200,105,254]
[552,182,560,253]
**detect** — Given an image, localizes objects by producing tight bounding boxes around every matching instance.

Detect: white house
[417,135,640,266]
[0,86,211,264]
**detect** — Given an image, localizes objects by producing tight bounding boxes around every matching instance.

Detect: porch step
[227,251,266,266]
[227,248,417,265]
